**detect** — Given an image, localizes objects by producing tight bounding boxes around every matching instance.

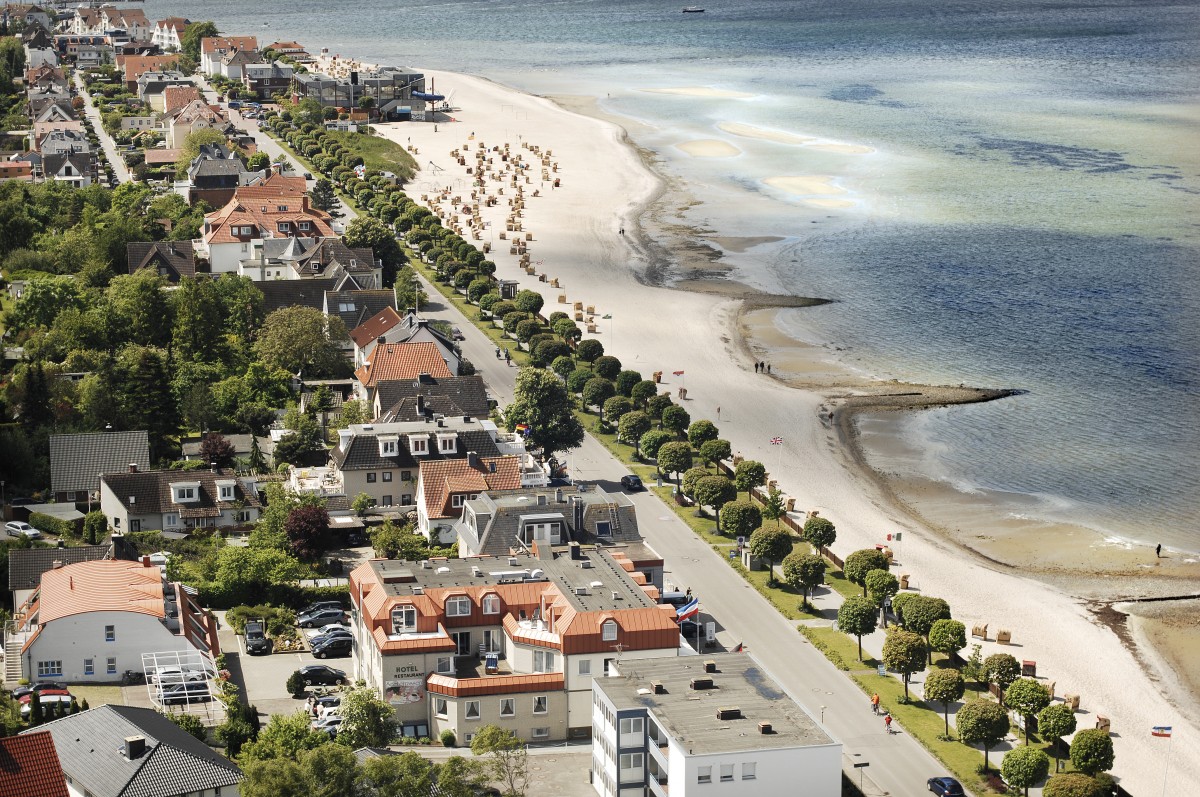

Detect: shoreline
[365,66,1198,790]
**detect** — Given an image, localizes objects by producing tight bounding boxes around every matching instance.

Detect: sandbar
[641,86,757,99]
[675,139,741,158]
[719,121,874,153]
[764,175,846,196]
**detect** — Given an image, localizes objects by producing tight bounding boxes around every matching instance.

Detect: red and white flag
[770,437,783,445]
[672,370,685,376]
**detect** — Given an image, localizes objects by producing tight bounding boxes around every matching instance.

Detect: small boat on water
[682,6,705,12]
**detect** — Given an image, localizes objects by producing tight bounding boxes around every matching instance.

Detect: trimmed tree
[661,405,691,438]
[640,429,674,463]
[881,627,926,701]
[902,595,952,663]
[630,380,658,407]
[984,653,1022,704]
[1002,744,1051,797]
[781,551,825,609]
[865,569,899,626]
[582,378,616,416]
[719,500,761,541]
[1069,729,1115,777]
[693,475,737,531]
[687,419,719,447]
[1005,678,1052,744]
[657,442,693,485]
[956,698,1011,773]
[928,619,967,663]
[837,595,877,661]
[618,410,651,454]
[924,668,965,738]
[614,370,643,397]
[1038,703,1078,772]
[843,549,891,596]
[575,338,603,362]
[748,526,793,586]
[698,438,732,469]
[592,355,622,381]
[602,395,634,424]
[1043,773,1106,797]
[83,510,107,545]
[733,459,766,497]
[681,467,708,498]
[801,515,836,551]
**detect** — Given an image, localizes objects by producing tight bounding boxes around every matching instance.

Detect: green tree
[574,338,603,362]
[301,742,358,797]
[565,367,594,394]
[881,627,926,700]
[241,759,307,797]
[106,270,173,347]
[117,345,179,460]
[239,710,327,762]
[581,377,615,416]
[1069,729,1114,776]
[781,550,825,609]
[344,216,405,286]
[864,569,899,626]
[617,410,651,454]
[512,289,544,315]
[984,653,1022,703]
[6,275,86,333]
[340,399,368,427]
[336,687,397,748]
[357,750,436,797]
[719,500,761,541]
[213,273,265,347]
[698,438,731,469]
[656,441,693,485]
[900,595,951,662]
[801,515,836,550]
[693,475,737,531]
[680,467,708,498]
[1005,678,1051,744]
[955,698,1010,773]
[748,525,793,586]
[660,404,690,438]
[83,510,107,545]
[639,429,674,463]
[843,548,891,596]
[837,595,877,661]
[370,519,429,560]
[923,668,965,738]
[760,486,786,525]
[180,20,218,59]
[254,306,349,377]
[630,380,658,407]
[591,355,622,381]
[928,619,967,662]
[1002,744,1051,796]
[963,643,985,688]
[645,393,673,420]
[173,276,226,363]
[274,414,325,467]
[503,368,584,458]
[602,395,634,424]
[165,710,208,742]
[732,459,766,496]
[1038,703,1078,772]
[175,128,228,174]
[614,369,642,397]
[470,725,528,797]
[286,671,308,698]
[687,419,719,447]
[1043,773,1106,797]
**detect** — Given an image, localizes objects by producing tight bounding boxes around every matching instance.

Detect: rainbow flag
[515,423,530,436]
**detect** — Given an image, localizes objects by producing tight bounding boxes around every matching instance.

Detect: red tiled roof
[201,35,258,55]
[427,672,563,697]
[163,85,202,114]
[203,187,333,245]
[349,307,403,347]
[355,341,453,387]
[0,732,68,797]
[38,560,164,624]
[122,55,180,83]
[419,456,522,520]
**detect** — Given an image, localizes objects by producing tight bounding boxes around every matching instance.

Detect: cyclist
[871,693,880,714]
[883,713,893,734]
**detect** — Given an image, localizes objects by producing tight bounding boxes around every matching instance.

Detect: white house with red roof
[354,340,457,403]
[5,560,218,685]
[199,35,258,74]
[151,17,190,51]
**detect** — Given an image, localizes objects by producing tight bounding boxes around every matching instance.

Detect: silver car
[5,521,42,539]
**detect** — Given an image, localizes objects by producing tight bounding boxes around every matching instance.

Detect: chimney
[124,736,147,760]
[652,681,666,695]
[128,463,138,473]
[142,555,152,567]
[416,394,425,413]
[51,560,63,569]
[555,488,564,503]
[689,677,714,691]
[466,451,479,469]
[704,660,717,673]
[378,335,385,345]
[210,461,218,473]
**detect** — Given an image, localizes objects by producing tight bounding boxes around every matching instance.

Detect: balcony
[288,466,344,497]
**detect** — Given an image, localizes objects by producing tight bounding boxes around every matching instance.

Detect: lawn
[324,131,418,181]
[70,684,124,708]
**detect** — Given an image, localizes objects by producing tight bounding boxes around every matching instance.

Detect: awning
[411,91,445,102]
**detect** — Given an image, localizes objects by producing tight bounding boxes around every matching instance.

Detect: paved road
[412,282,958,797]
[73,72,131,185]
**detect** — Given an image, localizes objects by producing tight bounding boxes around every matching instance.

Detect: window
[500,698,514,717]
[380,439,397,456]
[446,596,471,616]
[532,727,549,739]
[578,659,591,676]
[176,487,195,500]
[601,620,618,641]
[451,495,465,509]
[37,661,63,677]
[620,753,644,771]
[741,763,756,780]
[129,519,141,533]
[219,485,234,500]
[438,436,456,452]
[366,472,377,483]
[410,437,428,454]
[596,521,611,537]
[84,658,94,676]
[105,625,115,642]
[382,471,393,482]
[164,513,179,527]
[434,698,447,717]
[465,701,480,720]
[720,764,734,783]
[436,656,453,674]
[482,594,500,615]
[381,495,392,506]
[277,205,288,212]
[107,657,117,675]
[533,650,554,673]
[237,510,252,523]
[390,605,416,633]
[277,222,291,233]
[697,766,712,784]
[619,717,644,735]
[401,493,413,506]
[401,470,413,481]
[299,221,311,231]
[532,695,548,714]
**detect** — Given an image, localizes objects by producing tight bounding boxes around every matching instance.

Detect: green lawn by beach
[324,131,418,181]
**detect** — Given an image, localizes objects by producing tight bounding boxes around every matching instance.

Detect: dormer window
[277,204,288,212]
[277,222,291,233]
[390,605,416,633]
[601,620,618,641]
[216,480,236,501]
[378,435,398,457]
[409,435,429,455]
[172,482,201,503]
[482,594,500,615]
[446,596,471,617]
[299,221,311,231]
[437,433,457,454]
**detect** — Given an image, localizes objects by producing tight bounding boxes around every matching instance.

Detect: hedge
[28,512,76,538]
[198,582,348,611]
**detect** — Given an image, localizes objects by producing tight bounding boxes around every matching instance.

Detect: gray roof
[42,151,91,177]
[49,431,150,494]
[325,289,397,330]
[258,277,339,314]
[126,241,197,281]
[7,544,111,592]
[23,705,242,797]
[100,468,262,516]
[180,434,273,459]
[375,375,490,423]
[596,653,835,755]
[331,427,500,472]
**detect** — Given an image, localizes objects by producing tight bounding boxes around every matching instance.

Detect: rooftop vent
[412,586,423,595]
[689,677,714,691]
[508,557,519,567]
[716,707,742,721]
[652,681,666,695]
[124,735,146,760]
[581,560,593,569]
[758,721,773,735]
[704,660,718,673]
[471,565,482,577]
[420,560,430,569]
[128,463,138,473]
[575,586,589,596]
[612,591,621,600]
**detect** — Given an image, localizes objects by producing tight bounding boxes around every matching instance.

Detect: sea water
[150,0,1200,549]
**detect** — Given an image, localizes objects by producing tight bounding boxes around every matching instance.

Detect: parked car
[619,474,644,491]
[311,636,353,659]
[298,600,344,617]
[10,681,68,699]
[245,619,272,655]
[150,665,209,684]
[309,629,354,647]
[5,521,42,539]
[297,665,347,686]
[927,777,965,796]
[311,715,343,735]
[311,695,341,717]
[20,694,74,716]
[659,591,692,608]
[157,681,212,706]
[678,619,702,637]
[17,688,71,703]
[298,608,347,628]
[305,622,351,640]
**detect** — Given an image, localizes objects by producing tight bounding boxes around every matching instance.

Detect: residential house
[350,307,404,365]
[25,89,72,121]
[0,159,34,182]
[348,549,680,743]
[99,465,262,535]
[266,40,309,58]
[237,235,378,285]
[23,45,57,68]
[126,241,200,282]
[68,7,101,35]
[32,121,85,153]
[325,416,509,511]
[8,544,114,614]
[119,115,158,133]
[291,65,423,109]
[23,705,243,797]
[6,559,219,684]
[372,373,491,424]
[199,35,257,75]
[162,84,201,115]
[217,47,260,81]
[415,454,526,544]
[591,654,841,797]
[118,54,180,92]
[150,17,189,51]
[99,6,150,41]
[20,21,51,49]
[242,60,292,100]
[23,62,67,92]
[53,34,109,64]
[325,288,397,334]
[4,4,53,31]
[42,152,94,187]
[354,341,456,404]
[165,98,226,148]
[49,430,151,503]
[184,146,259,208]
[137,70,192,112]
[382,310,462,372]
[259,277,342,315]
[72,43,108,69]
[33,101,76,124]
[0,731,68,797]
[181,433,275,469]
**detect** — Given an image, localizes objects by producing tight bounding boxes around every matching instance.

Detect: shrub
[440,729,457,747]
[28,512,75,538]
[592,355,622,380]
[286,671,307,697]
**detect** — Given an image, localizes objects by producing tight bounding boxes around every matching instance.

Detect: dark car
[11,681,68,699]
[298,665,347,686]
[678,619,702,637]
[157,681,212,706]
[309,629,353,647]
[927,777,965,796]
[298,600,344,617]
[298,608,347,628]
[620,474,644,491]
[312,636,354,659]
[245,619,272,655]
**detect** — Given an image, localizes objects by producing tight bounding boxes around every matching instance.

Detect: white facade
[24,610,191,684]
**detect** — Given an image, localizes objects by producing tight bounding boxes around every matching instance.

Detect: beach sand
[675,139,741,158]
[377,70,1200,791]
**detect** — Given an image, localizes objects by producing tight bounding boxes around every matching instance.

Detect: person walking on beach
[883,712,893,734]
[716,405,721,420]
[754,362,760,373]
[766,363,772,374]
[871,693,880,715]
[1156,543,1162,558]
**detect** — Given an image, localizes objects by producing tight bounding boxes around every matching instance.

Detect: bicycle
[121,669,145,686]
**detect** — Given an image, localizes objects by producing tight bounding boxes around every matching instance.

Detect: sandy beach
[374,70,1200,790]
